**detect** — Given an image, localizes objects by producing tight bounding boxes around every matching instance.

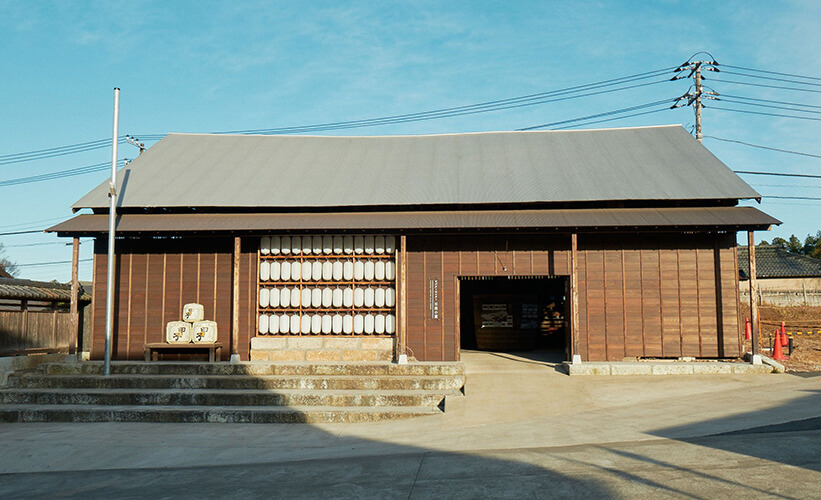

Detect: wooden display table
[144,342,223,362]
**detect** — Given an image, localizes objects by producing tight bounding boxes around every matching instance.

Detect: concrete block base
[251,337,394,362]
[563,360,776,376]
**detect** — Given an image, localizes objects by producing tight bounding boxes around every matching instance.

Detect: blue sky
[1,1,819,282]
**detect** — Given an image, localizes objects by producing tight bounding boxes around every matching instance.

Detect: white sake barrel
[332,261,343,281]
[279,314,290,334]
[280,287,291,307]
[290,314,301,334]
[312,235,323,254]
[322,287,333,307]
[312,261,322,281]
[302,237,312,255]
[194,320,218,343]
[343,287,353,307]
[290,288,300,307]
[374,287,385,308]
[182,303,204,323]
[302,261,312,281]
[260,236,271,255]
[354,261,364,280]
[354,288,364,307]
[385,261,395,281]
[375,235,385,254]
[375,261,385,281]
[343,314,354,334]
[343,235,354,254]
[270,236,281,255]
[166,321,192,344]
[290,261,301,281]
[353,314,365,334]
[354,235,365,254]
[291,236,302,255]
[386,314,396,334]
[321,315,332,334]
[301,288,312,307]
[333,235,343,254]
[385,287,395,307]
[364,287,375,307]
[364,235,375,254]
[258,314,269,334]
[311,288,322,308]
[322,235,333,254]
[269,314,280,334]
[364,314,375,334]
[343,261,353,280]
[364,261,375,280]
[322,261,333,281]
[332,287,343,307]
[259,288,270,308]
[332,314,343,334]
[280,261,291,281]
[270,288,281,308]
[311,314,322,334]
[301,314,311,334]
[259,261,270,281]
[270,261,281,281]
[385,235,396,254]
[374,314,385,334]
[281,236,291,255]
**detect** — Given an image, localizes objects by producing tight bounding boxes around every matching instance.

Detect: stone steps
[0,404,441,424]
[7,373,464,391]
[0,361,465,423]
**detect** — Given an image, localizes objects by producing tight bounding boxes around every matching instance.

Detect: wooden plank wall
[91,237,239,360]
[406,232,741,362]
[0,311,72,355]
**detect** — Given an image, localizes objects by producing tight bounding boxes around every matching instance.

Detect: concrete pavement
[1,351,819,498]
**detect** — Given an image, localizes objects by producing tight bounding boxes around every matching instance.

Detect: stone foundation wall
[250,337,394,361]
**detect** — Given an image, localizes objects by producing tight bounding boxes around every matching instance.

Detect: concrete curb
[0,354,74,387]
[562,361,775,376]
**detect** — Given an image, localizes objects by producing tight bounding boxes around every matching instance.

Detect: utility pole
[125,135,146,155]
[672,57,720,141]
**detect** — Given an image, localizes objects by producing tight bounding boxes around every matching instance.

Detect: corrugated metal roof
[738,246,821,279]
[0,278,92,302]
[72,126,760,210]
[48,206,779,234]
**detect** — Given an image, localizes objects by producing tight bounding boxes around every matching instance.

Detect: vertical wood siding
[91,237,237,360]
[405,232,742,362]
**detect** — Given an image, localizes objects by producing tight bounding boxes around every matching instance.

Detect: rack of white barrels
[257,235,397,336]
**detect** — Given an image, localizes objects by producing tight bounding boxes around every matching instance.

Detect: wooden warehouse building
[49,125,779,363]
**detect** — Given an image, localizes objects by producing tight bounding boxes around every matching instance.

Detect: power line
[0,160,126,187]
[752,183,821,189]
[553,107,669,130]
[719,70,821,88]
[518,98,675,131]
[721,94,821,110]
[720,64,821,82]
[0,137,127,166]
[709,106,821,122]
[764,195,821,201]
[706,78,821,94]
[735,171,821,179]
[3,242,72,248]
[16,258,93,268]
[705,136,821,159]
[0,229,48,236]
[719,98,821,115]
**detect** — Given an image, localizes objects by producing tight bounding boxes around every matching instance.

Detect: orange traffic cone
[745,318,752,340]
[781,322,789,347]
[772,330,787,361]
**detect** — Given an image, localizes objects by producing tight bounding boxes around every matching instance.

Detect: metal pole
[104,88,120,376]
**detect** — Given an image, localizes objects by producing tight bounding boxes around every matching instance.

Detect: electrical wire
[763,195,821,201]
[709,106,821,122]
[720,64,821,82]
[518,98,675,131]
[0,137,127,166]
[15,258,93,268]
[706,78,821,94]
[718,70,821,88]
[719,98,821,115]
[721,94,821,110]
[752,183,821,189]
[734,171,821,179]
[0,230,46,236]
[0,160,125,187]
[550,107,669,130]
[705,136,821,159]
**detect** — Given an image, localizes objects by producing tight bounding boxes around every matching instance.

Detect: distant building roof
[0,268,11,278]
[0,278,91,302]
[72,125,761,211]
[738,246,821,279]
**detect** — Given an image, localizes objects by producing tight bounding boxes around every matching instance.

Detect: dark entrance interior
[459,276,568,355]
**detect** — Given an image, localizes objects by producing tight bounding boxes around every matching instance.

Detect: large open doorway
[459,276,569,358]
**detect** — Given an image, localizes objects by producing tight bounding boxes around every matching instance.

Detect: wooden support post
[399,235,408,361]
[570,233,581,364]
[69,237,80,356]
[748,231,760,359]
[231,236,241,362]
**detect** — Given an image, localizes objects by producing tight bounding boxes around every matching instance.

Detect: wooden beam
[748,231,760,356]
[570,233,580,362]
[69,237,79,356]
[232,236,241,358]
[399,235,408,360]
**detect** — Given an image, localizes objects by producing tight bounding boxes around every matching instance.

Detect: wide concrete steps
[0,361,465,424]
